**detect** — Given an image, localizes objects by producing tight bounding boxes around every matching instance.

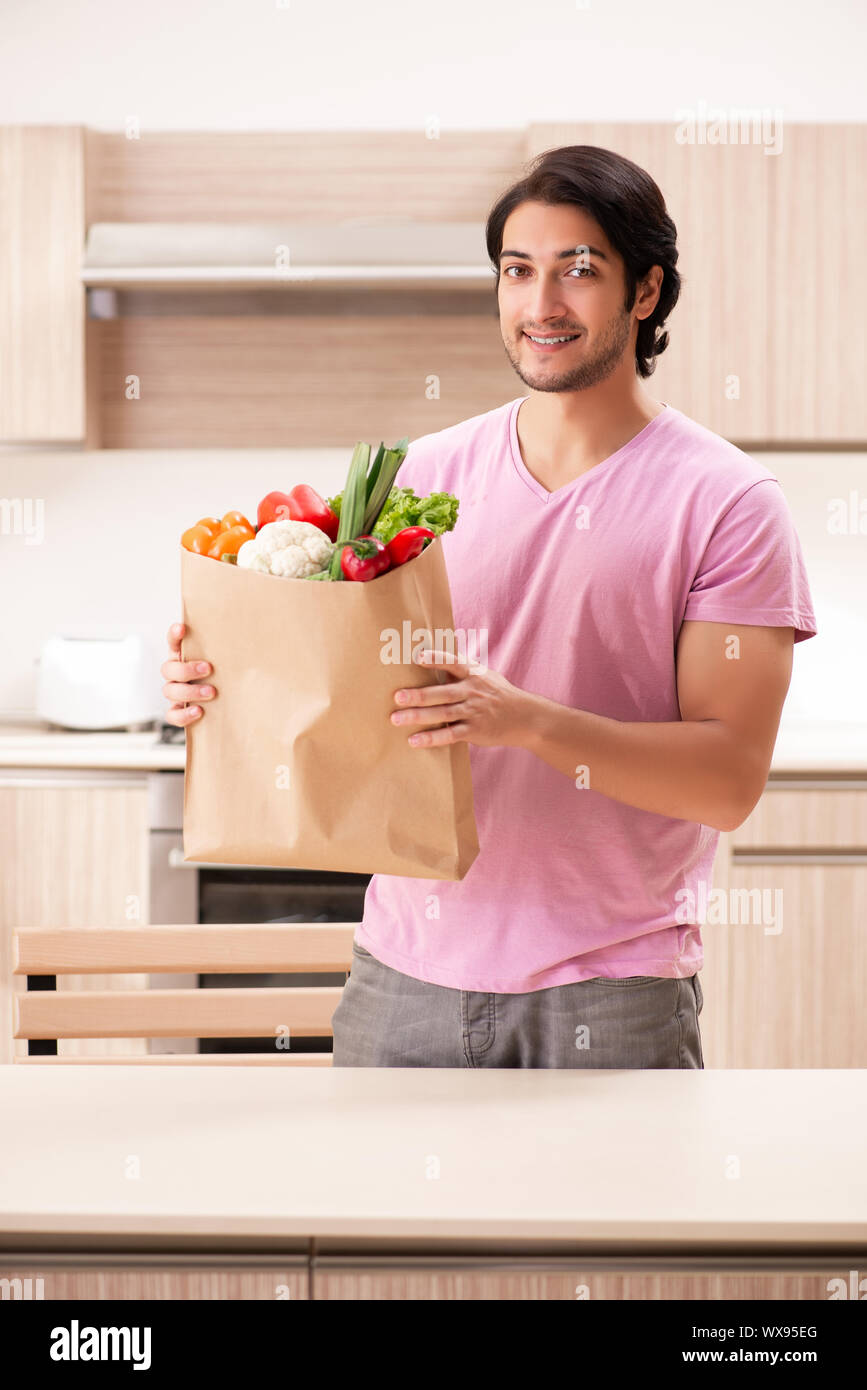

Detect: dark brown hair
[485,145,682,378]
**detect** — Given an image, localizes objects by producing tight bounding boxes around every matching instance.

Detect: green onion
[328,440,371,580]
[363,436,408,535]
[364,443,386,505]
[323,436,410,580]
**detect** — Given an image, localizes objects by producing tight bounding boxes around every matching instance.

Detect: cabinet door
[702,785,867,1067]
[767,124,867,442]
[526,123,866,443]
[0,1263,308,1300]
[701,861,867,1067]
[313,1265,841,1300]
[0,126,86,442]
[0,781,150,1059]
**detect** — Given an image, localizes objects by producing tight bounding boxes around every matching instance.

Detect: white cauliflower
[237,519,334,579]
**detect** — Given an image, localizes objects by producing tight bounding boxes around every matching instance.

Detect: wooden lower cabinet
[701,782,867,1068]
[0,1266,308,1299]
[0,1262,844,1300]
[0,778,151,1060]
[1,774,863,1073]
[314,1268,842,1299]
[702,862,867,1068]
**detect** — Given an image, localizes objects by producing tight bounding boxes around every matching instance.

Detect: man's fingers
[395,679,469,707]
[161,624,210,724]
[414,649,475,679]
[162,681,214,704]
[164,703,202,726]
[393,701,470,729]
[160,658,211,683]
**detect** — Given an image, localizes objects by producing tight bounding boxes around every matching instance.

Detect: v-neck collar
[508,395,674,504]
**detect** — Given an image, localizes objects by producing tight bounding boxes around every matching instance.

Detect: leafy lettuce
[327,486,460,544]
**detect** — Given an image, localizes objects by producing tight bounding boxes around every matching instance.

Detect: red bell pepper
[256,485,339,541]
[385,526,436,567]
[339,535,391,582]
[256,491,293,530]
[286,485,340,542]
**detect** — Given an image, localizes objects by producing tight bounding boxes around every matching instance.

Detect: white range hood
[81,221,493,289]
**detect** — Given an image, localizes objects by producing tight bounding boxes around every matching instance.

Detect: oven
[147,769,369,1056]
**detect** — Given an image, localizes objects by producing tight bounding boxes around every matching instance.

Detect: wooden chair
[8,922,355,1065]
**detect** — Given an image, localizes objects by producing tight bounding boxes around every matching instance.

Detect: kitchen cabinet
[0,1260,840,1301]
[0,775,150,1060]
[0,1264,309,1300]
[0,758,864,1068]
[3,122,858,448]
[311,1265,839,1301]
[702,781,867,1067]
[527,122,867,444]
[0,126,86,442]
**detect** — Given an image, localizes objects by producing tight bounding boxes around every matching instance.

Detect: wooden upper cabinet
[0,125,86,442]
[527,122,867,444]
[766,123,867,442]
[1,123,863,447]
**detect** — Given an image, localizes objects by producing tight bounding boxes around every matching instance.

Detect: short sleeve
[393,435,437,496]
[683,479,818,643]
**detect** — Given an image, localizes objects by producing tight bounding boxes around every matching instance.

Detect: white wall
[0,0,865,129]
[0,445,861,722]
[0,447,351,718]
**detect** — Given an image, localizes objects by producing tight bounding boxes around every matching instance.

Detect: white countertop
[0,1066,865,1251]
[0,722,185,770]
[0,717,864,773]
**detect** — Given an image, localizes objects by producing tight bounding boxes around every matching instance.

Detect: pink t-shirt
[355,396,818,992]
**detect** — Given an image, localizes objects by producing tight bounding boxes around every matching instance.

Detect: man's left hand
[391,649,536,748]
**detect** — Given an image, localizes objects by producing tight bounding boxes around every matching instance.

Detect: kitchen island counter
[0,1064,864,1263]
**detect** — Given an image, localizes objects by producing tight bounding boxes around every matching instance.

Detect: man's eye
[503,265,594,278]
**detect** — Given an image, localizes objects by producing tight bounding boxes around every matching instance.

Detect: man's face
[497,200,635,393]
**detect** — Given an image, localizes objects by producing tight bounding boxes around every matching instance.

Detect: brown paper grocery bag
[179,536,480,878]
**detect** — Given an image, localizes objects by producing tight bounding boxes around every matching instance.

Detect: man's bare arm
[520,622,794,831]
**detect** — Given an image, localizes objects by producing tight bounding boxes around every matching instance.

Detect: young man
[162,145,817,1070]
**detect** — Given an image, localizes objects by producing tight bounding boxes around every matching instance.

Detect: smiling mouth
[523,331,582,349]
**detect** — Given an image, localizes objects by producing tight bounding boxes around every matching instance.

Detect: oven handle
[166,847,274,871]
[167,847,200,869]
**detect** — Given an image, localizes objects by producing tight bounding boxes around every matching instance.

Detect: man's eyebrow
[498,246,609,263]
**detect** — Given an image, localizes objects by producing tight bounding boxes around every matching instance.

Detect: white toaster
[35,634,163,731]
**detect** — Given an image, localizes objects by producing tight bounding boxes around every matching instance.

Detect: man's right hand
[161,622,216,726]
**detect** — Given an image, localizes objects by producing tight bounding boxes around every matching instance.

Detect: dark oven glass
[197,868,370,1055]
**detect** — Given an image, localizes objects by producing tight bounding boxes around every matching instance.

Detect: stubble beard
[503,307,634,394]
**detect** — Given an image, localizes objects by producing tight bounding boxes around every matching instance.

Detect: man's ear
[636,265,664,319]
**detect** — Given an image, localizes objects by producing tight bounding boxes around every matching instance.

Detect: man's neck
[515,387,665,491]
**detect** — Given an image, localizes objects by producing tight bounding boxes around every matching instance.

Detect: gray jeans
[331,941,705,1069]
